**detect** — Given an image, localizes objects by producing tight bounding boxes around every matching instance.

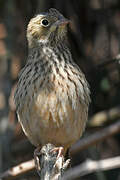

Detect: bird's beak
[50,18,70,33]
[56,18,70,27]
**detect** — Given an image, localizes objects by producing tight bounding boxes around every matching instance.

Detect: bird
[14,8,90,158]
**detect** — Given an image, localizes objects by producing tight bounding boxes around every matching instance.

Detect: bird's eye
[41,19,49,27]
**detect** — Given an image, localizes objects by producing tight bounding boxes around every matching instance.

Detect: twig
[62,156,120,180]
[0,159,35,180]
[70,120,120,155]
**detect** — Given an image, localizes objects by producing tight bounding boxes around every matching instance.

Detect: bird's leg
[34,146,41,174]
[51,146,64,159]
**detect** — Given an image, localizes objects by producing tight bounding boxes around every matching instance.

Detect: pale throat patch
[38,38,49,44]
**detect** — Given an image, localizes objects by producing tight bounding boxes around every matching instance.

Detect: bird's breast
[16,59,90,147]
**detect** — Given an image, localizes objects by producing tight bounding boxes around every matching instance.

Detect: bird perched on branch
[14,8,90,158]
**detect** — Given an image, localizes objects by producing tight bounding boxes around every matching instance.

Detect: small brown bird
[14,8,90,157]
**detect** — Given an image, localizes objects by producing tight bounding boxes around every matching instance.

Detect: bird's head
[27,8,69,48]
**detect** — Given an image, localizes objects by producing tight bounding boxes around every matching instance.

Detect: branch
[62,156,120,180]
[35,144,70,180]
[97,54,120,68]
[0,144,70,180]
[0,159,35,180]
[88,106,120,127]
[1,121,120,179]
[70,120,120,155]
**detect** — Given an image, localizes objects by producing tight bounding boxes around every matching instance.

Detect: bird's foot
[51,146,64,159]
[34,147,41,175]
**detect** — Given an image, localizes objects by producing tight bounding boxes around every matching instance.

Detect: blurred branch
[70,121,120,155]
[62,156,120,180]
[97,54,120,68]
[88,106,120,127]
[0,159,35,180]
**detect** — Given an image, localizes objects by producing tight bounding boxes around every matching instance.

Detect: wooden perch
[0,144,70,180]
[0,159,35,180]
[34,144,70,180]
[62,156,120,180]
[1,120,120,180]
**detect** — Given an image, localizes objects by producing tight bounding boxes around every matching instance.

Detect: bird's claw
[51,146,64,159]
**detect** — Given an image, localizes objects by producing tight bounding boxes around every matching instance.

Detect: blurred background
[0,0,120,179]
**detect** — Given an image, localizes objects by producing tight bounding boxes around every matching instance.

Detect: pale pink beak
[56,18,70,27]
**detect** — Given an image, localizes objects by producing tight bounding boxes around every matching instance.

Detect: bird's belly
[18,89,87,147]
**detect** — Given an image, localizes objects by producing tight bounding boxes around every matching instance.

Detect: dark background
[0,0,120,179]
